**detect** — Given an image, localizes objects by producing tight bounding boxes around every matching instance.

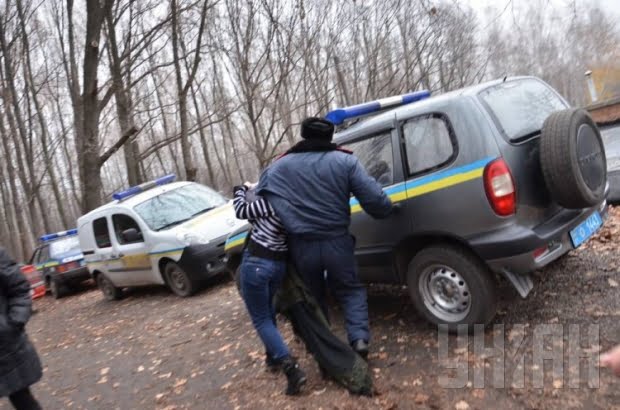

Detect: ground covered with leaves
[2,207,619,410]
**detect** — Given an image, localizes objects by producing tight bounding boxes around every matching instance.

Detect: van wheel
[50,278,67,299]
[407,245,497,332]
[164,262,197,297]
[97,274,122,301]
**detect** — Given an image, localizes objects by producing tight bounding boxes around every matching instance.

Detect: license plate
[570,212,603,248]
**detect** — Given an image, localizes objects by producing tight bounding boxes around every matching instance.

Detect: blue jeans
[240,250,290,361]
[289,234,369,344]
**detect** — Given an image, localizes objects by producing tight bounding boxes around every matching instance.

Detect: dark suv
[225,76,609,329]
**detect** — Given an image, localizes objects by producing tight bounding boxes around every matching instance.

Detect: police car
[27,229,90,299]
[77,175,245,301]
[225,77,609,330]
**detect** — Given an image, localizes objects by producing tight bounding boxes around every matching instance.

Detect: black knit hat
[301,117,335,141]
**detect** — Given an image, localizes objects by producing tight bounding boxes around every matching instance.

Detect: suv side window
[37,245,50,264]
[346,132,394,187]
[93,217,112,248]
[112,214,144,245]
[30,248,40,265]
[403,115,455,175]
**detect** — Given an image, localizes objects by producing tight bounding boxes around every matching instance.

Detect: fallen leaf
[174,378,187,388]
[414,393,429,404]
[455,400,470,410]
[137,366,145,372]
[608,278,618,288]
[100,367,110,376]
[97,376,108,384]
[553,380,563,389]
[218,343,232,352]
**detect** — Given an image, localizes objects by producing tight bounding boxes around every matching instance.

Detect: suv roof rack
[113,174,176,201]
[325,90,431,126]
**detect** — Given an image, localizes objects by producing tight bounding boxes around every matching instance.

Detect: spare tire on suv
[540,108,607,209]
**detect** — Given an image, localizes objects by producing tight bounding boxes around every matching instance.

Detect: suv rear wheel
[407,245,497,331]
[164,261,198,297]
[540,108,607,208]
[50,278,67,299]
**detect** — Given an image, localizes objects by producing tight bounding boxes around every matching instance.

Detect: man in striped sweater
[233,183,307,396]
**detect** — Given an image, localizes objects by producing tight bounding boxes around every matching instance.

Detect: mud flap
[501,269,533,298]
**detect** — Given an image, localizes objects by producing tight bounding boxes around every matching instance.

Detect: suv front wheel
[407,245,497,332]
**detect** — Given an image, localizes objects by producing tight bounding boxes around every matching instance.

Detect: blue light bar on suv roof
[40,229,78,243]
[113,174,176,201]
[325,90,431,125]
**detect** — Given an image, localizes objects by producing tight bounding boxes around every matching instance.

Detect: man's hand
[600,345,620,377]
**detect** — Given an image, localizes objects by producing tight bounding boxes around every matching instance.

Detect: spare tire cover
[540,108,607,209]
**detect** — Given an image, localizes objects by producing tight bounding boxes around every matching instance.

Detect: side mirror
[121,228,143,243]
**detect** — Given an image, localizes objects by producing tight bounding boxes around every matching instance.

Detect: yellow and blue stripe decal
[148,247,185,258]
[224,157,495,250]
[35,261,60,270]
[86,248,185,267]
[225,232,248,251]
[350,157,495,214]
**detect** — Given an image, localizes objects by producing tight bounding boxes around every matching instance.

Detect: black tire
[540,108,607,209]
[164,261,198,297]
[50,278,67,299]
[97,274,123,301]
[406,245,497,332]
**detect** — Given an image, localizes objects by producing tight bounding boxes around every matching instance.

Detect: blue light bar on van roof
[325,90,431,125]
[113,174,176,201]
[40,229,78,243]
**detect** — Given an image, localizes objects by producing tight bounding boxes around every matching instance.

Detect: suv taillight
[57,261,79,273]
[483,158,516,216]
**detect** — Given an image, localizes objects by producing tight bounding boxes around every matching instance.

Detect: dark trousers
[8,388,41,410]
[289,234,369,344]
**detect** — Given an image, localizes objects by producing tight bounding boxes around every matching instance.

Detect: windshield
[134,183,228,231]
[480,79,567,141]
[49,236,81,258]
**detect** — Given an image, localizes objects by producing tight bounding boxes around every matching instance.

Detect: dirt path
[2,209,620,410]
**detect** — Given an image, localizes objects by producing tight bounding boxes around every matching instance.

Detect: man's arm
[233,185,275,220]
[0,248,32,329]
[349,157,393,218]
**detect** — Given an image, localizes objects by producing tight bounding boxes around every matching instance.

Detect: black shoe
[265,354,281,373]
[352,339,369,360]
[282,357,307,396]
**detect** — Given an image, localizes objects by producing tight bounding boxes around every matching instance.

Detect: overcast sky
[465,0,620,24]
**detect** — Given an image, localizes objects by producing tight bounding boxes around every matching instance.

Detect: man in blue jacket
[256,117,393,358]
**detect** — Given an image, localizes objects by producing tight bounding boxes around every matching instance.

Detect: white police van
[77,175,246,300]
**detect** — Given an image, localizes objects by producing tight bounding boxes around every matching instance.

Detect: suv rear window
[49,236,81,259]
[479,79,567,141]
